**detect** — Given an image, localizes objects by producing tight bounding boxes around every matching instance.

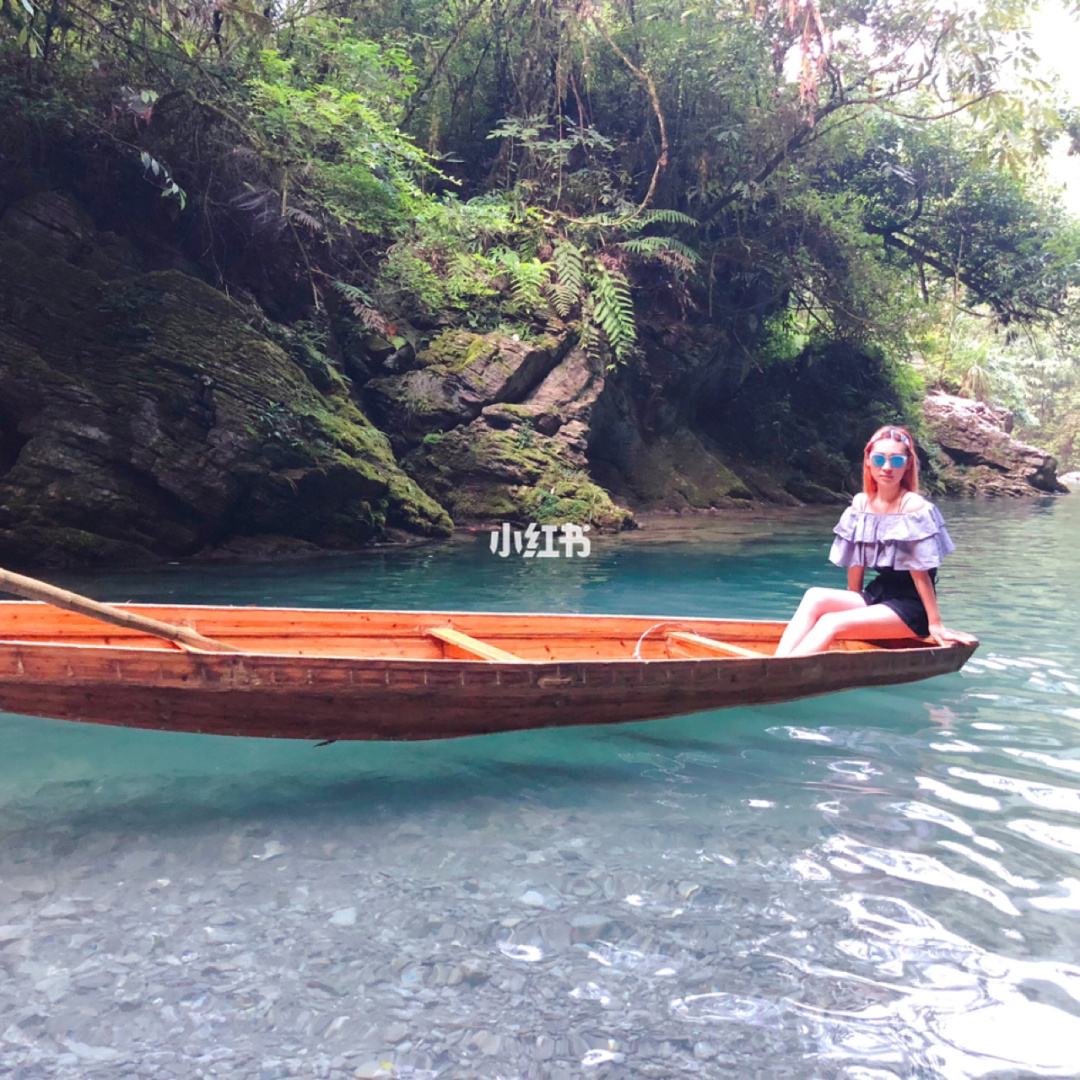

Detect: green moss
[481,428,553,475]
[448,486,521,521]
[0,525,156,567]
[520,468,633,529]
[385,474,453,534]
[259,318,351,396]
[453,335,498,372]
[491,403,534,418]
[415,328,511,374]
[417,329,480,369]
[405,417,631,529]
[0,241,454,561]
[618,430,752,507]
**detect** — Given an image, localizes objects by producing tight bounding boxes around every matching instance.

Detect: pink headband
[871,427,911,447]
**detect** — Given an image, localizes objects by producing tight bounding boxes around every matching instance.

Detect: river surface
[1,497,1078,1079]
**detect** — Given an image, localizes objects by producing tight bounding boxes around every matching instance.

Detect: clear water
[1,498,1078,1078]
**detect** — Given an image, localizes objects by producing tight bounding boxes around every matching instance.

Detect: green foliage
[139,150,186,210]
[5,0,42,58]
[589,264,637,363]
[885,359,928,420]
[2,0,1077,457]
[514,417,536,449]
[365,189,688,362]
[492,249,549,312]
[915,307,1080,467]
[551,240,585,317]
[616,236,701,275]
[961,362,992,402]
[374,213,499,322]
[589,209,700,229]
[759,311,811,368]
[362,190,547,324]
[487,114,621,214]
[331,280,394,335]
[841,113,1080,323]
[247,21,436,236]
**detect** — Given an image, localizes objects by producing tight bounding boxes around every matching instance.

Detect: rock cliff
[0,195,450,566]
[364,328,631,529]
[0,190,1066,567]
[922,393,1067,496]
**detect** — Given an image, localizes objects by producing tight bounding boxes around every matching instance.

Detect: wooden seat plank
[667,631,768,659]
[427,626,522,662]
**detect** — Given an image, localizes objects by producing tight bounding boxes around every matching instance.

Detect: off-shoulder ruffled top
[829,500,956,571]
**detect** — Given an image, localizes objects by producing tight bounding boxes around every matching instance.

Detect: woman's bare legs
[785,604,916,657]
[774,587,870,657]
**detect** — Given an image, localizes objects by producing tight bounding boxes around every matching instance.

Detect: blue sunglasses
[869,453,908,469]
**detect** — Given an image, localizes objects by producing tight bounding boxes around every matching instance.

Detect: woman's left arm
[910,570,978,646]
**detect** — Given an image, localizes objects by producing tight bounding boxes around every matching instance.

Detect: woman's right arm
[846,494,865,592]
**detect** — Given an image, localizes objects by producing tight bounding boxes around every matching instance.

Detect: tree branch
[587,9,668,221]
[401,0,488,127]
[869,227,1060,320]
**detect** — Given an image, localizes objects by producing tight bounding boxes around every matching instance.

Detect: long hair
[862,424,920,497]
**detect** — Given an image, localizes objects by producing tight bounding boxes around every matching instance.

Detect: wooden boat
[0,593,977,740]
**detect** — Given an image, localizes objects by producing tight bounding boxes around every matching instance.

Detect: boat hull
[0,604,976,739]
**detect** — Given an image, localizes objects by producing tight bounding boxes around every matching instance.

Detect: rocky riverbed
[3,497,1080,1079]
[0,737,853,1080]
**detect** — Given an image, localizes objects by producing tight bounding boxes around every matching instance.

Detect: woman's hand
[927,622,979,647]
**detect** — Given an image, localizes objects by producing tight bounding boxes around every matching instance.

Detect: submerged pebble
[2,500,1079,1079]
[327,907,357,927]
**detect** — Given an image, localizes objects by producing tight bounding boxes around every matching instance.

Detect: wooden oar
[0,567,240,653]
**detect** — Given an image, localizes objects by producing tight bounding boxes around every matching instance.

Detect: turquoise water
[1,497,1078,1077]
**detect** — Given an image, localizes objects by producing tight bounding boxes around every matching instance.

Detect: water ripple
[822,835,1021,916]
[1009,818,1080,857]
[1,497,1078,1076]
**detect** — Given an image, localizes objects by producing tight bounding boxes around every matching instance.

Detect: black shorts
[860,568,935,638]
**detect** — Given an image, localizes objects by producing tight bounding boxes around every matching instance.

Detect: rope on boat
[633,621,696,660]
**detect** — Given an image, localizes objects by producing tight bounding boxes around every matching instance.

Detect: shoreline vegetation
[1,0,1077,567]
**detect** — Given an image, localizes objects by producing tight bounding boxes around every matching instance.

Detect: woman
[774,425,977,658]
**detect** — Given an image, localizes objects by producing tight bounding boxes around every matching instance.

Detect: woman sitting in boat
[773,425,977,658]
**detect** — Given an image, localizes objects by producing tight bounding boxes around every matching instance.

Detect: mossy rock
[518,470,633,530]
[596,428,753,509]
[417,329,496,372]
[404,420,631,529]
[367,330,566,453]
[406,423,555,492]
[784,476,849,504]
[0,229,451,565]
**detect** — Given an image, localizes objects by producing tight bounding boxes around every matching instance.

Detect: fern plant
[492,248,550,311]
[551,240,585,318]
[616,236,700,275]
[589,264,637,362]
[331,280,393,336]
[554,208,701,362]
[582,208,699,229]
[366,186,699,364]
